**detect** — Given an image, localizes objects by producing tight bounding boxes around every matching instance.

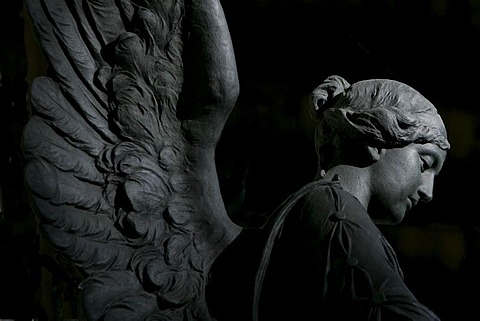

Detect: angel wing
[22,0,240,320]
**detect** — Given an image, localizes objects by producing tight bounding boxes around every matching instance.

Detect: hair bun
[310,75,350,120]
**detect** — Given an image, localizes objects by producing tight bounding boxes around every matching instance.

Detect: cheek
[394,169,420,196]
[383,155,421,199]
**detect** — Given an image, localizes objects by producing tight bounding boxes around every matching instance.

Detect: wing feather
[26,0,117,142]
[29,78,109,156]
[82,0,128,47]
[23,0,241,320]
[25,158,110,213]
[40,224,134,273]
[80,271,158,321]
[23,118,103,185]
[33,199,126,243]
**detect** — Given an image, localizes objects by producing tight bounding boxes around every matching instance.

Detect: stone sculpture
[207,75,450,321]
[22,0,450,320]
[21,0,240,320]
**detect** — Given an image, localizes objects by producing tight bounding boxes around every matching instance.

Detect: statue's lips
[407,197,418,211]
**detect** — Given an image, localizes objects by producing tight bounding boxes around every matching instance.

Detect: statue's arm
[180,0,239,135]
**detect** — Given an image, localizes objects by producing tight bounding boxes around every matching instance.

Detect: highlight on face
[313,77,450,171]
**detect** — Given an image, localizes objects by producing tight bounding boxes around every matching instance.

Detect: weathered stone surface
[22,1,240,320]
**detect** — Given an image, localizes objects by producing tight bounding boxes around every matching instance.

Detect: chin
[384,209,406,225]
[369,203,406,225]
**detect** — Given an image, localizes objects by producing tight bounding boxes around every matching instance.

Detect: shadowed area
[1,0,479,320]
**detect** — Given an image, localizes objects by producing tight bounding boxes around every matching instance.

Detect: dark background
[1,0,479,320]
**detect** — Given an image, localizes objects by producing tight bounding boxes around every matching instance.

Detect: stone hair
[310,75,450,169]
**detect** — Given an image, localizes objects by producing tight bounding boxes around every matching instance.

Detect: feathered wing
[22,0,240,320]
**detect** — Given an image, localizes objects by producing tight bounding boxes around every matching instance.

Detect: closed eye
[417,143,447,175]
[420,156,433,172]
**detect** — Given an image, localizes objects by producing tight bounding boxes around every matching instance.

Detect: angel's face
[367,142,447,225]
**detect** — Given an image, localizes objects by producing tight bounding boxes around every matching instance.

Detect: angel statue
[21,0,241,320]
[207,75,450,321]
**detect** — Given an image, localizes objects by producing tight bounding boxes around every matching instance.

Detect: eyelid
[418,144,446,175]
[420,156,430,172]
[421,154,442,174]
[422,155,434,167]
